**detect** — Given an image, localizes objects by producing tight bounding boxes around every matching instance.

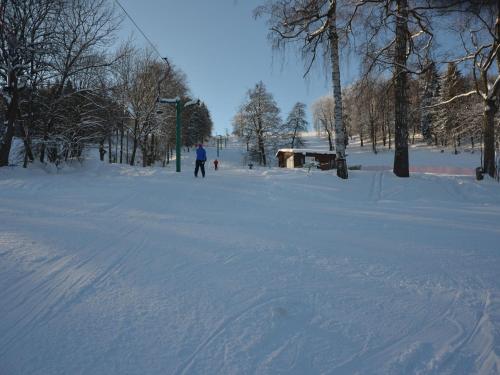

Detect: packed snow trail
[1,141,499,374]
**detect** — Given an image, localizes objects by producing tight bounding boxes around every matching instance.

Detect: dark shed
[275,149,336,170]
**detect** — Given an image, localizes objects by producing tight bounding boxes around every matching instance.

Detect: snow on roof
[276,148,336,156]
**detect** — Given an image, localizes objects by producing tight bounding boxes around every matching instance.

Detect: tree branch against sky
[255,0,351,179]
[432,0,500,177]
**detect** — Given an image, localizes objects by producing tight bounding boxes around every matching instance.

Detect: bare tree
[433,0,500,177]
[37,0,121,163]
[255,0,350,178]
[357,0,447,176]
[0,0,58,166]
[233,81,282,166]
[312,95,336,151]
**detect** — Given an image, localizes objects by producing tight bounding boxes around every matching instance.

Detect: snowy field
[1,135,500,374]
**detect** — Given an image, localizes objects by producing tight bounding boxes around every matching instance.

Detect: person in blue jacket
[194,144,207,178]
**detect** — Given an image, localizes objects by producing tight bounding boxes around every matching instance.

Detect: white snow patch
[0,136,499,374]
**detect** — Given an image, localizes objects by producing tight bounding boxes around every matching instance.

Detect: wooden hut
[275,149,336,170]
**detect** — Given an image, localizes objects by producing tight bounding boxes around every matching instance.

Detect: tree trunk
[329,5,348,179]
[126,130,129,164]
[482,0,500,177]
[291,129,297,148]
[115,128,119,163]
[120,125,124,164]
[382,113,387,147]
[150,133,155,165]
[327,129,334,151]
[130,119,138,166]
[370,118,377,154]
[108,135,112,163]
[393,0,410,177]
[22,124,34,168]
[99,140,105,161]
[22,130,34,166]
[483,98,497,177]
[0,70,18,167]
[142,134,148,167]
[258,135,266,166]
[40,136,47,163]
[388,124,392,150]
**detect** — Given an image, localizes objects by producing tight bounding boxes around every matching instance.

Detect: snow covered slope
[1,137,499,374]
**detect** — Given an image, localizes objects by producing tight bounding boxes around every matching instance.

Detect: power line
[113,0,166,62]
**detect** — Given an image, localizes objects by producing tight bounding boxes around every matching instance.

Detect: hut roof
[275,149,336,157]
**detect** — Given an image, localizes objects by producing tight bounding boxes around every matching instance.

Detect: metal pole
[176,100,182,172]
[217,136,220,157]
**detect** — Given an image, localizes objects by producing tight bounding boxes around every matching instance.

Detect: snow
[276,148,337,155]
[1,135,499,374]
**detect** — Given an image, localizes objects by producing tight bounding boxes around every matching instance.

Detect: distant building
[276,149,336,170]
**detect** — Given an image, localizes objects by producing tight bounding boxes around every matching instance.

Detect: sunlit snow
[1,135,499,374]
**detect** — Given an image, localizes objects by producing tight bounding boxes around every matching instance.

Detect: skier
[213,159,219,170]
[194,144,206,178]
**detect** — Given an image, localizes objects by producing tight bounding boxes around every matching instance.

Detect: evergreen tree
[433,63,465,152]
[420,62,440,144]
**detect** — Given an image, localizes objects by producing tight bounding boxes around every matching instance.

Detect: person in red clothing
[213,159,219,170]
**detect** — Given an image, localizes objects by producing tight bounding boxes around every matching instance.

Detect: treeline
[232,81,308,166]
[255,0,500,178]
[339,62,497,155]
[0,0,212,168]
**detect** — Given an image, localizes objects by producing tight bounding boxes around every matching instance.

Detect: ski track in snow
[1,137,500,374]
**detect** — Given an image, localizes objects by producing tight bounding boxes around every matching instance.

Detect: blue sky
[116,0,360,135]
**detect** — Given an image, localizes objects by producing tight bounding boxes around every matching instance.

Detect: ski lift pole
[158,97,199,172]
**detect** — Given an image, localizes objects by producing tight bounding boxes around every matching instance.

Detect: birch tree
[255,0,350,178]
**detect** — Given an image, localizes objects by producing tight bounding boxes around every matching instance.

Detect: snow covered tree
[113,47,189,166]
[420,62,440,144]
[284,102,308,148]
[433,63,465,152]
[255,0,349,178]
[233,81,282,166]
[183,101,213,147]
[37,0,120,164]
[357,0,454,176]
[0,0,58,166]
[356,77,385,153]
[434,0,500,177]
[312,96,336,151]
